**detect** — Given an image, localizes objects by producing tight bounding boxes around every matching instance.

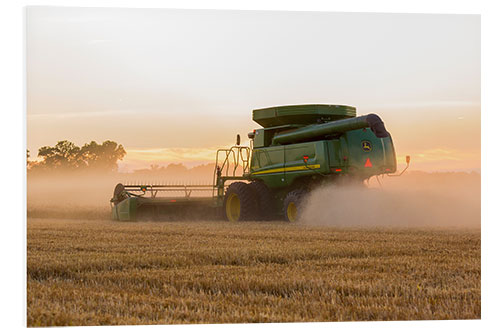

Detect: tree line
[27,140,126,173]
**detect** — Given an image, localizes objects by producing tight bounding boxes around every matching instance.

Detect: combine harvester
[111,104,409,222]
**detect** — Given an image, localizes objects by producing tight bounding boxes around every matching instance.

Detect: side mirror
[236,134,241,146]
[406,155,411,164]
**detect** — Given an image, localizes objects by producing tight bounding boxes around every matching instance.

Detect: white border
[2,1,497,332]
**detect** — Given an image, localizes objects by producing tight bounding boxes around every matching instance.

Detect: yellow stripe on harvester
[251,164,321,175]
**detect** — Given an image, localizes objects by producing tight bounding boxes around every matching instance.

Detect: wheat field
[27,218,480,326]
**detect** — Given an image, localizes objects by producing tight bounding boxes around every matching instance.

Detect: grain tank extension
[111,104,405,222]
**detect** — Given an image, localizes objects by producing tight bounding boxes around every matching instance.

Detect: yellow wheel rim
[226,193,241,221]
[287,201,297,222]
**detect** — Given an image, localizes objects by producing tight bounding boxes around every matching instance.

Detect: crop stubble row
[27,218,480,326]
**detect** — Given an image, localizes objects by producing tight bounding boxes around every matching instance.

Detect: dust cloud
[27,167,215,218]
[28,168,481,228]
[299,171,480,228]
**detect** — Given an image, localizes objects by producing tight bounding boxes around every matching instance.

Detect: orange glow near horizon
[28,104,481,173]
[26,8,480,173]
[115,146,480,173]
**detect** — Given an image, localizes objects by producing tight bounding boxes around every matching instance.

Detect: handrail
[212,145,251,197]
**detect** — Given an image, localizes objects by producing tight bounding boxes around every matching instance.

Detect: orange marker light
[364,158,373,168]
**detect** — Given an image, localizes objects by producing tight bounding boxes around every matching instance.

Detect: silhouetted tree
[37,140,84,170]
[80,140,126,171]
[165,163,188,174]
[32,140,126,172]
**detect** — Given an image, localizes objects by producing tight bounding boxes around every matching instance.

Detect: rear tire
[283,190,306,222]
[223,182,258,221]
[249,181,275,220]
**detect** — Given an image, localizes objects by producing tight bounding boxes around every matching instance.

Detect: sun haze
[26,7,480,172]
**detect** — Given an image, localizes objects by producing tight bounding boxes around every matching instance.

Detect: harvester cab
[111,104,406,222]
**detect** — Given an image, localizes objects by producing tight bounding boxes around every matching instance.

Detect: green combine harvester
[111,104,408,222]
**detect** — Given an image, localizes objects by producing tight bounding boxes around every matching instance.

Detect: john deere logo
[361,141,372,152]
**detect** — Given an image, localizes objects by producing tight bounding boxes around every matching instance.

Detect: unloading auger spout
[271,114,390,145]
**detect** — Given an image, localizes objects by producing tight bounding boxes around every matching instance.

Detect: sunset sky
[26,7,480,172]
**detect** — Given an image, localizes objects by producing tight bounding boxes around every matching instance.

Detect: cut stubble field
[27,218,480,326]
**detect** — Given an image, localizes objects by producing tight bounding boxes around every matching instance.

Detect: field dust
[27,170,481,228]
[300,171,480,228]
[26,170,481,326]
[27,170,214,219]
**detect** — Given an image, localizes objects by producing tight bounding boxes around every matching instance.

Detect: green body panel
[250,146,284,173]
[326,139,343,167]
[343,129,397,176]
[249,106,396,192]
[250,146,285,189]
[249,128,397,189]
[114,196,138,221]
[112,196,216,221]
[283,141,330,186]
[253,128,265,148]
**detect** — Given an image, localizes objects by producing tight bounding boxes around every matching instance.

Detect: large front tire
[223,182,258,221]
[249,181,275,220]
